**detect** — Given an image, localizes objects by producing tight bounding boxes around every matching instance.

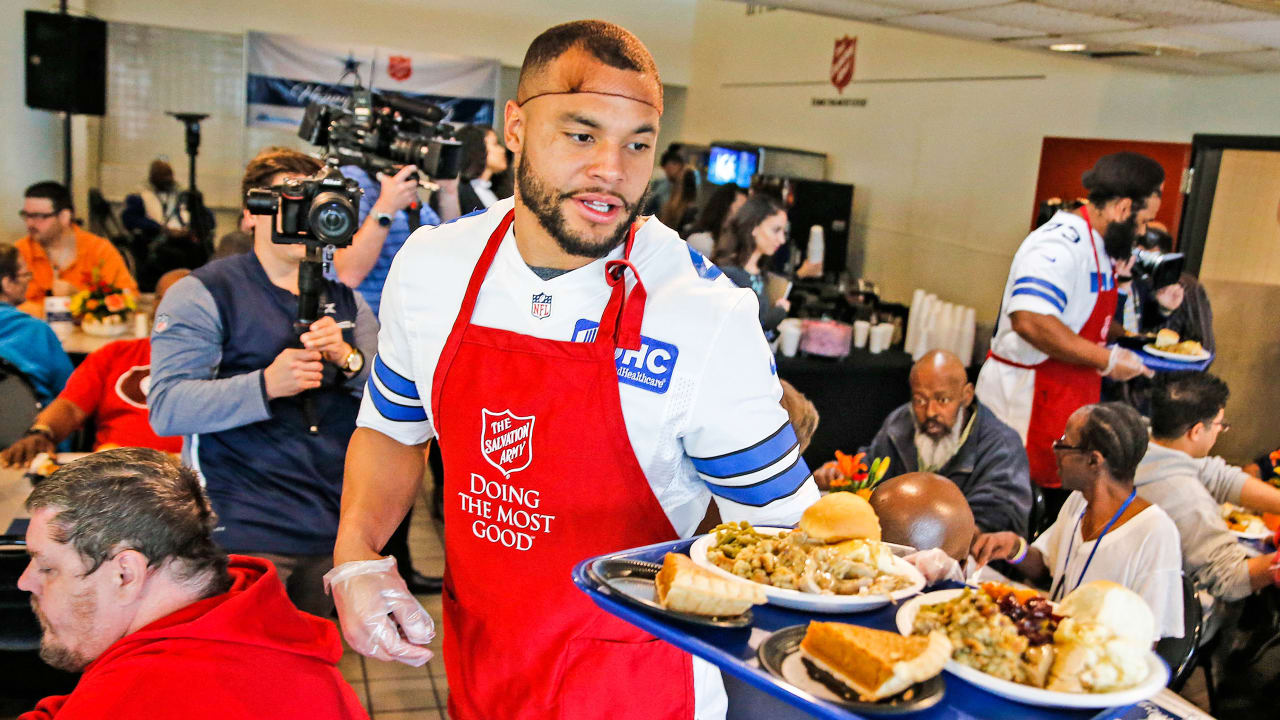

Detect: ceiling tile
[885,12,1047,40]
[871,0,1012,11]
[950,2,1144,34]
[1038,0,1278,26]
[766,0,918,20]
[1106,52,1258,74]
[1182,20,1280,49]
[1079,26,1267,53]
[1209,48,1280,70]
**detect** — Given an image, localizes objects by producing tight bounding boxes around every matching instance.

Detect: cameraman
[149,147,377,616]
[332,164,459,315]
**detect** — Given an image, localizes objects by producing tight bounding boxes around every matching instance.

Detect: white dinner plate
[689,527,925,613]
[1143,344,1211,362]
[894,589,1169,709]
[1230,527,1272,541]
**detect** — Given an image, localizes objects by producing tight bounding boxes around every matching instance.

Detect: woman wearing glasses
[971,402,1185,639]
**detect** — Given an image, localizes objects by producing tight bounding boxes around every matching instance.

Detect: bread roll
[800,493,881,543]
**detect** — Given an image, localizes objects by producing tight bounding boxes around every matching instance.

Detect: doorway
[1179,135,1280,464]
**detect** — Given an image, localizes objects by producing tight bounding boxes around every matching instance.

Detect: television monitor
[707,146,757,189]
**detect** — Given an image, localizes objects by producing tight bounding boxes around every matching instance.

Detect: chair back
[0,359,39,448]
[1157,574,1204,690]
[1028,483,1053,541]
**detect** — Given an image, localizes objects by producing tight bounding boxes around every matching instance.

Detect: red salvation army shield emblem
[481,409,535,477]
[387,55,413,82]
[831,36,857,94]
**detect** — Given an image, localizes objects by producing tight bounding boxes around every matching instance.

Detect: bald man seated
[818,350,1032,535]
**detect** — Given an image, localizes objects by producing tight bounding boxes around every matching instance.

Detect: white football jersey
[358,196,819,537]
[988,210,1116,367]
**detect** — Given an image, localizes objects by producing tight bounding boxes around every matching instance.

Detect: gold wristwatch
[340,346,365,374]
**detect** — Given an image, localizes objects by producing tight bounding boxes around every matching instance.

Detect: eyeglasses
[1051,437,1091,454]
[910,394,957,409]
[1210,420,1231,433]
[18,210,57,221]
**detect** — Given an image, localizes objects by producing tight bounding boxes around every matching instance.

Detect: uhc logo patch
[572,319,679,394]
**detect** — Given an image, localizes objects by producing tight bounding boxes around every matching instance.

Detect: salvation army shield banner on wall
[246,32,499,129]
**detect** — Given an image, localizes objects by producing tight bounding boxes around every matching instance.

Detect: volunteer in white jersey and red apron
[976,152,1164,508]
[326,21,818,720]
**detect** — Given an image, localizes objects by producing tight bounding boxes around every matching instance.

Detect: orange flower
[86,298,100,311]
[830,476,852,489]
[835,450,868,480]
[855,488,873,501]
[104,293,126,313]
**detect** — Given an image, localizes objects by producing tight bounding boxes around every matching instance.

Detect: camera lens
[308,192,358,245]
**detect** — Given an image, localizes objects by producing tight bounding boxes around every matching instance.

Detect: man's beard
[920,415,952,440]
[1102,209,1140,261]
[31,590,98,672]
[516,152,643,260]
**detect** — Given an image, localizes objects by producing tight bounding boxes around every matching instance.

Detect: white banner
[245,32,499,129]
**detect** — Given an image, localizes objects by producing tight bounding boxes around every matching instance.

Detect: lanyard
[1050,488,1136,601]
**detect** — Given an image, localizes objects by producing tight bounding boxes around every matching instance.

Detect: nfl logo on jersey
[531,293,552,319]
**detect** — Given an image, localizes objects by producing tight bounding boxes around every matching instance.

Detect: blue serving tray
[573,536,1170,720]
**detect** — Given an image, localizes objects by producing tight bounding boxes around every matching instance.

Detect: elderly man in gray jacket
[1135,371,1280,637]
[818,350,1032,535]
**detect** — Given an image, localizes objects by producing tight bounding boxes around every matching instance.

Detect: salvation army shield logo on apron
[481,408,535,477]
[831,35,857,94]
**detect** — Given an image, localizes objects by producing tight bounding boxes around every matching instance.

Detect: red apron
[990,212,1117,488]
[430,210,694,720]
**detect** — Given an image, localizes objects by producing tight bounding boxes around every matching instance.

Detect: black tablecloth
[777,348,913,470]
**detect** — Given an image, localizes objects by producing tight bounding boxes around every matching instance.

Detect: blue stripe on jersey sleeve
[1013,276,1067,307]
[705,457,812,507]
[367,378,428,422]
[1010,287,1066,313]
[690,423,798,479]
[373,354,420,400]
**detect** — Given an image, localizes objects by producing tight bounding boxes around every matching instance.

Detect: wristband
[25,424,54,442]
[1009,536,1029,564]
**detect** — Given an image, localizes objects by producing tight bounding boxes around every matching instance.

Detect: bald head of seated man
[870,471,977,562]
[817,349,1033,535]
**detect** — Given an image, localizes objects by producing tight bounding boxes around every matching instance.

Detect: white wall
[683,1,1280,324]
[0,1,88,237]
[87,0,696,85]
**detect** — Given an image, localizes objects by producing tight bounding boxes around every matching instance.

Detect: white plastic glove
[1100,346,1153,381]
[324,557,436,666]
[903,548,964,585]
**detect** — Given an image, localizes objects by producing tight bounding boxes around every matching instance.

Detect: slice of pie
[654,553,766,616]
[799,621,951,702]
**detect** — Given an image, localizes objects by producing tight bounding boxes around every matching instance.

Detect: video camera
[1131,227,1184,290]
[299,87,463,181]
[245,165,362,248]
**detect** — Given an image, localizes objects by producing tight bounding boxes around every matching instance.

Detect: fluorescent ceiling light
[1049,43,1088,52]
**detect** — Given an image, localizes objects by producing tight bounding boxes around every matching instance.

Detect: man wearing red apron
[976,153,1165,505]
[328,21,818,720]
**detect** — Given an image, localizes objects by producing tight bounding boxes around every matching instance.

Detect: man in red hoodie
[17,448,368,720]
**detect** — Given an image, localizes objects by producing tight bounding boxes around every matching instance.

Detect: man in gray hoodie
[1135,371,1280,637]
